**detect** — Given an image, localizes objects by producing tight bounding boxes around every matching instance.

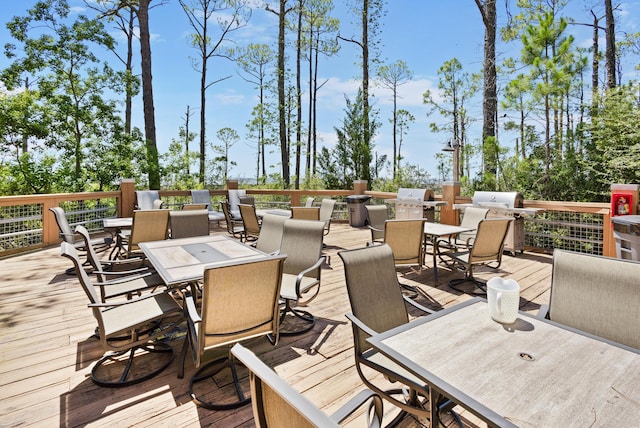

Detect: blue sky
[1,1,639,182]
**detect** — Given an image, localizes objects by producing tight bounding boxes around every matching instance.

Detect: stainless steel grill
[457,191,542,254]
[390,188,444,221]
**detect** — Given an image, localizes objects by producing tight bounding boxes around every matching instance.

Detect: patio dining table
[423,223,474,282]
[139,234,268,287]
[368,298,640,427]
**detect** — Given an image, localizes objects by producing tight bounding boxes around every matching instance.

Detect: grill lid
[472,191,523,209]
[396,188,435,202]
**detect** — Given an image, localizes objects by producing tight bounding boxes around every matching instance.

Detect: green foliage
[318,88,379,189]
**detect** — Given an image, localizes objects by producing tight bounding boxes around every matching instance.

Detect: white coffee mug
[487,277,520,324]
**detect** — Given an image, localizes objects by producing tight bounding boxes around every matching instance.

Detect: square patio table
[368,298,640,427]
[139,235,268,287]
[423,223,474,282]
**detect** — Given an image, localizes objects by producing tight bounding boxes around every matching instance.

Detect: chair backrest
[231,344,343,428]
[339,244,409,353]
[60,242,106,336]
[227,189,246,218]
[239,203,261,238]
[549,249,640,350]
[182,203,208,210]
[196,255,287,367]
[319,199,336,222]
[169,210,209,239]
[256,214,287,254]
[49,207,76,244]
[304,197,315,207]
[220,201,240,234]
[75,225,107,276]
[135,190,161,210]
[128,209,170,252]
[383,219,426,267]
[458,207,490,244]
[190,189,213,210]
[291,207,320,220]
[239,195,255,206]
[280,219,324,277]
[365,205,388,242]
[468,218,512,263]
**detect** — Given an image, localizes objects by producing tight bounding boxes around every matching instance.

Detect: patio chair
[135,190,161,210]
[76,225,164,302]
[447,218,513,295]
[339,244,456,426]
[239,203,261,243]
[49,207,113,273]
[180,255,287,410]
[537,249,640,350]
[227,189,246,219]
[169,209,210,239]
[383,219,426,272]
[319,198,337,235]
[190,189,225,226]
[279,219,325,336]
[231,343,384,428]
[60,242,181,387]
[120,209,170,259]
[221,200,244,239]
[305,196,315,207]
[255,213,287,254]
[365,205,388,245]
[291,206,320,220]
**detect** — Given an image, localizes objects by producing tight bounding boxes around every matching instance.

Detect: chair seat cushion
[208,212,225,222]
[101,273,164,299]
[280,273,319,300]
[101,293,180,338]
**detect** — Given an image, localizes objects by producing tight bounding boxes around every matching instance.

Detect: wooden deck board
[0,222,554,427]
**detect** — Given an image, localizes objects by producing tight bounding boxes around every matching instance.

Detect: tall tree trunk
[185,105,191,175]
[604,0,616,89]
[276,1,290,187]
[137,0,160,189]
[294,0,303,189]
[475,0,497,175]
[125,7,134,135]
[361,0,370,182]
[591,10,600,102]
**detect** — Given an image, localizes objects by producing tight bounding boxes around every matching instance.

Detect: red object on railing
[611,193,633,217]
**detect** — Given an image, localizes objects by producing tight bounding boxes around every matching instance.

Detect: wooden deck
[0,222,553,427]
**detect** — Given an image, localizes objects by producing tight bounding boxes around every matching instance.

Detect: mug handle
[495,291,503,315]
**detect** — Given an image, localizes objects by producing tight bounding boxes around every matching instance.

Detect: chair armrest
[87,290,168,308]
[536,304,549,320]
[184,293,202,324]
[345,313,378,338]
[403,295,435,315]
[94,269,149,277]
[94,271,156,286]
[367,225,384,234]
[295,257,325,294]
[330,389,383,426]
[296,257,324,280]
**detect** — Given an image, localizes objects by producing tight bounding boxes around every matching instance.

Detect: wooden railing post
[226,180,239,190]
[42,198,59,246]
[353,180,368,194]
[120,179,136,218]
[440,181,460,225]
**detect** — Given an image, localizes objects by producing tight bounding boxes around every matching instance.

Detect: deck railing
[0,180,622,258]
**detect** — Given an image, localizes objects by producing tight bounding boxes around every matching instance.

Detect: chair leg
[448,270,487,295]
[190,352,250,410]
[91,341,173,387]
[279,300,315,336]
